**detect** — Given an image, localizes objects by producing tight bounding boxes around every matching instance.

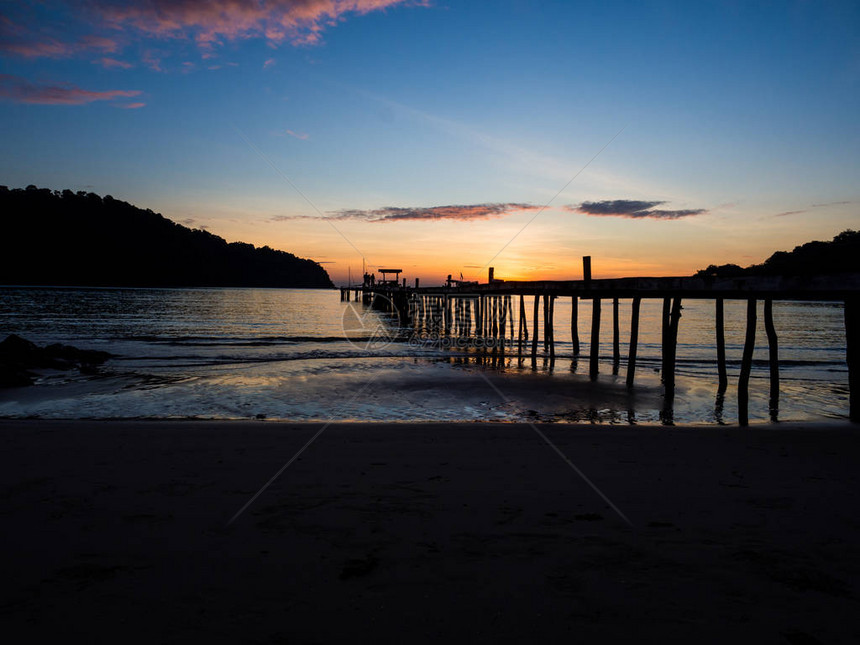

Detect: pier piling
[590,298,601,379]
[664,298,683,395]
[716,298,728,393]
[846,297,859,422]
[626,297,641,388]
[738,298,757,426]
[661,297,671,381]
[764,299,780,420]
[612,297,620,372]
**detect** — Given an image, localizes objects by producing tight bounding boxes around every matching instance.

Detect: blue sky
[1,1,858,283]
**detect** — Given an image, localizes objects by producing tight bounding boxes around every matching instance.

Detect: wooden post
[612,297,620,366]
[583,256,592,283]
[548,295,556,360]
[845,297,859,422]
[590,298,601,379]
[499,296,508,353]
[716,298,728,393]
[521,296,529,342]
[517,295,525,354]
[661,297,671,381]
[738,298,757,426]
[664,297,682,393]
[531,295,540,359]
[571,297,580,355]
[764,299,780,420]
[543,296,548,345]
[626,297,641,388]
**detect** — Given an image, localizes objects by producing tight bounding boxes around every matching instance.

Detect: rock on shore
[0,334,111,387]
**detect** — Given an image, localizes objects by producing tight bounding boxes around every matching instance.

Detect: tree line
[0,185,334,288]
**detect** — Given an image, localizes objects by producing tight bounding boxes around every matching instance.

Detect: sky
[1,0,858,286]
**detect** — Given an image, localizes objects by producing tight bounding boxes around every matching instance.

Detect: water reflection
[0,287,849,424]
[714,391,726,425]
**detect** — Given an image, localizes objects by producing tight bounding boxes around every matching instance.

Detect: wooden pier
[341,258,860,425]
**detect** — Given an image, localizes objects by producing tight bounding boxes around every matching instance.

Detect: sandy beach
[1,419,859,643]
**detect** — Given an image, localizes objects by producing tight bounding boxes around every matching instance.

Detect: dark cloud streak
[568,199,707,220]
[273,203,539,223]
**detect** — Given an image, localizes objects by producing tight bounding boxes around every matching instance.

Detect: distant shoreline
[1,187,334,289]
[0,283,336,290]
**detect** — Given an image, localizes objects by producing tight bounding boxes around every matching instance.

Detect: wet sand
[1,419,859,643]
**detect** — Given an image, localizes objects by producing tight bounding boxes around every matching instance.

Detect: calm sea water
[0,286,850,424]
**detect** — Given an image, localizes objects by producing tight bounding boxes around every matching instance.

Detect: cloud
[263,58,276,69]
[2,1,426,75]
[573,200,665,216]
[119,102,146,109]
[95,0,422,50]
[141,50,164,71]
[320,203,541,222]
[0,74,142,106]
[641,209,707,219]
[810,200,852,208]
[285,129,309,140]
[568,199,707,220]
[97,57,133,69]
[770,200,854,217]
[773,209,806,217]
[0,17,120,58]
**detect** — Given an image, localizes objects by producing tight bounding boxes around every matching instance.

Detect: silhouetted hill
[696,230,860,278]
[0,185,334,288]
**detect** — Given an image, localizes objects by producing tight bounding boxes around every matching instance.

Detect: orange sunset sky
[1,1,857,285]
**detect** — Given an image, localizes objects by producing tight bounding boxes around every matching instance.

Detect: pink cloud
[263,57,276,69]
[79,34,120,53]
[0,19,120,59]
[285,129,309,140]
[1,1,426,71]
[98,56,133,69]
[119,102,146,109]
[141,50,163,71]
[97,0,422,49]
[0,74,142,105]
